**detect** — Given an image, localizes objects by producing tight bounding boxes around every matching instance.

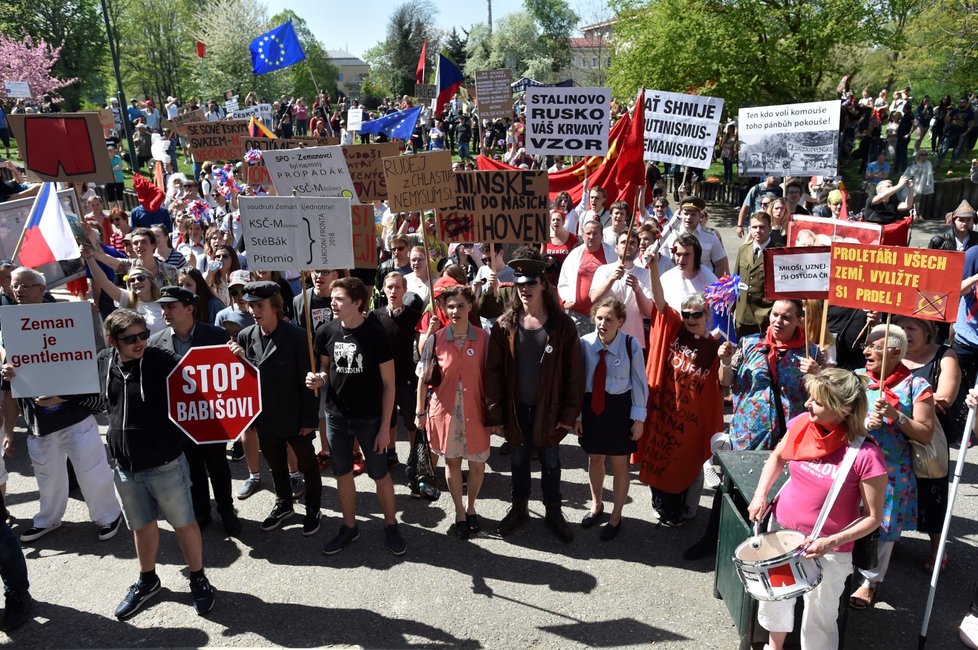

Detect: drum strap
[809,436,865,540]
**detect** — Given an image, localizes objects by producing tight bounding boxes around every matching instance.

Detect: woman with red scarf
[747,368,887,650]
[849,324,936,609]
[722,299,822,450]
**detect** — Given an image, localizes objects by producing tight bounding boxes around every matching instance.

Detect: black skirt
[916,475,949,534]
[580,391,636,456]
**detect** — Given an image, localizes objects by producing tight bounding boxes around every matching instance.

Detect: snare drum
[733,529,822,601]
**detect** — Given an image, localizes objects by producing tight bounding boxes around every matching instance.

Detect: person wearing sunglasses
[98,309,216,619]
[485,248,584,542]
[372,234,412,309]
[106,208,131,255]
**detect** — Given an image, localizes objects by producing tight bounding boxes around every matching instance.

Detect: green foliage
[898,0,978,97]
[194,0,268,101]
[524,0,579,74]
[364,1,440,97]
[464,11,559,81]
[443,27,468,73]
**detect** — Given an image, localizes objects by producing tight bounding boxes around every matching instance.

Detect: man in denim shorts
[98,309,215,620]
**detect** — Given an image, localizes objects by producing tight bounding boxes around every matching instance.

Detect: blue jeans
[722,157,733,182]
[0,519,28,595]
[511,403,562,503]
[458,142,470,159]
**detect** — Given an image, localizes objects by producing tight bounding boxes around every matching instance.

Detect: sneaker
[236,476,262,500]
[322,524,360,555]
[386,448,400,468]
[229,440,245,461]
[290,475,305,500]
[703,464,722,490]
[114,578,162,620]
[316,451,332,471]
[385,523,407,556]
[20,523,61,543]
[99,515,124,541]
[259,503,295,531]
[497,501,530,537]
[2,592,33,631]
[352,452,365,476]
[189,575,215,616]
[302,510,321,536]
[962,613,978,649]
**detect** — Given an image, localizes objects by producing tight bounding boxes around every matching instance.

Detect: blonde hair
[804,368,869,442]
[125,262,161,308]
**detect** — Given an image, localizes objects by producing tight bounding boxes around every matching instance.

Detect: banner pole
[301,270,318,397]
[818,298,830,349]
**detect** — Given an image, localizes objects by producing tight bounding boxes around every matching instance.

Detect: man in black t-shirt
[307,277,405,556]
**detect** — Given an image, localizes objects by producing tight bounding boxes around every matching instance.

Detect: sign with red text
[351,204,377,269]
[435,170,549,243]
[0,302,99,398]
[383,150,456,212]
[342,142,400,202]
[763,246,831,300]
[828,244,964,322]
[167,345,261,444]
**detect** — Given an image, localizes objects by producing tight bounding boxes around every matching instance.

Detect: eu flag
[250,21,306,75]
[359,106,423,141]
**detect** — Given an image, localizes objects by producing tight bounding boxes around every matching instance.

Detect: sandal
[849,582,877,610]
[924,551,950,573]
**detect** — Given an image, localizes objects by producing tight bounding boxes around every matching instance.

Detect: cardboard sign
[436,170,549,244]
[382,150,456,212]
[347,108,363,132]
[828,244,964,322]
[763,246,831,300]
[787,215,882,247]
[643,90,724,169]
[236,136,328,158]
[475,69,513,122]
[238,196,355,271]
[185,120,249,161]
[351,204,378,269]
[243,163,274,193]
[292,135,341,146]
[525,87,611,156]
[1,302,99,398]
[415,84,436,100]
[7,113,114,183]
[98,109,116,135]
[231,103,272,121]
[262,146,359,201]
[3,81,30,99]
[739,101,841,177]
[165,109,206,137]
[342,142,400,202]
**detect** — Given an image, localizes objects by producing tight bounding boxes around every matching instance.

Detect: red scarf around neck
[754,325,807,384]
[781,414,849,461]
[866,363,912,409]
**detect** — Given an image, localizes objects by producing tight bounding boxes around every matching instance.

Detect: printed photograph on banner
[382,150,456,213]
[738,101,841,176]
[524,87,611,157]
[239,196,355,271]
[786,215,882,247]
[261,145,359,201]
[475,69,513,122]
[642,90,724,169]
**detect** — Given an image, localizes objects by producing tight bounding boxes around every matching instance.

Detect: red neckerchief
[781,414,849,461]
[866,364,912,409]
[753,325,807,384]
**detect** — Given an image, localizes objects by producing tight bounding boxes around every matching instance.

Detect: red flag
[415,40,427,84]
[195,41,206,59]
[614,89,646,200]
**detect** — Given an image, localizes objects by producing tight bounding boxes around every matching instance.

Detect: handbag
[853,528,880,571]
[419,330,442,388]
[909,419,949,479]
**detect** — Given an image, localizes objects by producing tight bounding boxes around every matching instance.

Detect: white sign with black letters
[643,90,724,168]
[525,87,611,156]
[239,196,354,271]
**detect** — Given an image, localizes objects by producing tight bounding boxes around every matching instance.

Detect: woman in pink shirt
[747,369,888,650]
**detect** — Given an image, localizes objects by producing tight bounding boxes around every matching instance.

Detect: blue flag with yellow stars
[250,21,306,75]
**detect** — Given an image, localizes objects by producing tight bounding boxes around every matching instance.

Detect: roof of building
[569,37,607,49]
[326,49,367,66]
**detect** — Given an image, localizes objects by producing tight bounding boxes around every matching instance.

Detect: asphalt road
[1,205,975,649]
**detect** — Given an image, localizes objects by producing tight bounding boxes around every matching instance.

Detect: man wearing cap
[229,281,321,535]
[127,99,142,130]
[215,270,255,333]
[149,286,240,536]
[736,176,782,239]
[558,219,618,336]
[486,248,584,542]
[658,196,729,277]
[930,200,978,252]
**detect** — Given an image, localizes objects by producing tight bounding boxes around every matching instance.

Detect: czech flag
[17,183,81,268]
[434,53,464,116]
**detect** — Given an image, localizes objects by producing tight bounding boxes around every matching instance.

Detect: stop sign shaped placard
[167,345,262,444]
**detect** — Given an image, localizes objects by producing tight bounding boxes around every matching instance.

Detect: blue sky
[265,0,601,58]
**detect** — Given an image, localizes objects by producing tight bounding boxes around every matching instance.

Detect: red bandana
[754,324,807,384]
[781,414,849,461]
[866,364,912,409]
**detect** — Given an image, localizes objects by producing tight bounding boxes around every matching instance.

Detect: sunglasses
[182,183,196,189]
[681,310,705,320]
[761,202,771,207]
[118,330,151,345]
[127,275,149,283]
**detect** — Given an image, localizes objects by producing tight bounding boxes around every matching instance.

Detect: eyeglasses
[761,202,771,207]
[681,310,705,320]
[117,330,151,345]
[11,283,39,291]
[867,344,895,353]
[127,275,149,284]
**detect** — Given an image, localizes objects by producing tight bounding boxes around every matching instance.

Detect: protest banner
[7,113,114,183]
[261,145,359,200]
[351,204,378,269]
[165,109,206,136]
[342,142,400,202]
[224,96,240,114]
[292,135,341,146]
[0,190,85,288]
[237,136,329,158]
[738,101,841,176]
[642,90,724,169]
[475,69,513,122]
[347,108,363,132]
[763,246,831,300]
[524,87,611,156]
[3,81,30,98]
[436,170,549,244]
[415,84,436,100]
[185,120,249,161]
[828,244,964,322]
[239,196,355,271]
[787,215,883,247]
[98,109,115,135]
[382,150,456,212]
[0,302,99,398]
[231,103,272,122]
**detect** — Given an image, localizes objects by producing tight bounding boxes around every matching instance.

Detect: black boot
[544,502,574,543]
[497,499,529,536]
[683,490,721,560]
[2,591,33,631]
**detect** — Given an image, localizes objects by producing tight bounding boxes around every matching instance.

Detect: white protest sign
[238,196,355,271]
[1,302,99,398]
[642,90,724,168]
[766,247,831,298]
[525,87,611,156]
[224,95,240,114]
[738,100,841,177]
[3,81,31,99]
[347,109,363,132]
[262,146,360,202]
[231,103,273,122]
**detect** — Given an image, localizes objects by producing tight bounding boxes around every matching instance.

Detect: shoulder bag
[420,329,442,388]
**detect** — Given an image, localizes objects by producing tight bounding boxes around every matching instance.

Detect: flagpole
[306,62,322,98]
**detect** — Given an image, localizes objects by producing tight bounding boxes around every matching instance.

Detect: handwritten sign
[436,170,549,244]
[763,246,831,300]
[0,302,99,398]
[382,150,456,212]
[828,244,964,322]
[342,142,399,202]
[166,109,206,137]
[238,196,354,271]
[525,87,611,156]
[3,81,30,99]
[351,205,377,269]
[642,90,724,168]
[185,120,249,161]
[261,146,359,201]
[475,69,513,122]
[347,109,363,132]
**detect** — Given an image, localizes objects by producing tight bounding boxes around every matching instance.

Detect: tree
[110,0,195,103]
[0,34,76,101]
[363,1,440,97]
[193,0,270,101]
[524,0,578,74]
[443,27,468,74]
[464,12,556,81]
[896,0,978,98]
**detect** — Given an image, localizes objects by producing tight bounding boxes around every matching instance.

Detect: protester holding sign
[733,211,784,338]
[558,220,618,336]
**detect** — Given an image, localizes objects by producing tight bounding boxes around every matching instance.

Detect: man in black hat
[228,281,321,536]
[149,286,240,536]
[485,247,584,542]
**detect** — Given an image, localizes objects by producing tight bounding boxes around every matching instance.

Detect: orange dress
[425,325,490,460]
